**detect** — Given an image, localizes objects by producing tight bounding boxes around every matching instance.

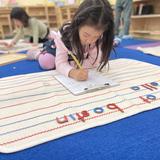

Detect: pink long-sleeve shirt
[49,31,102,77]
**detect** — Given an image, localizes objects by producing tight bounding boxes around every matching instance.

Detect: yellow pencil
[68,52,82,69]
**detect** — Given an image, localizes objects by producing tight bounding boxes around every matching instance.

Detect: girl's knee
[38,53,55,70]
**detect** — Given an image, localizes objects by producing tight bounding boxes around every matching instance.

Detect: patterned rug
[0,58,160,153]
[125,42,160,50]
[137,46,160,57]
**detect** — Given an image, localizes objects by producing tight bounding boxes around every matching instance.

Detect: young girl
[6,7,49,48]
[28,0,114,81]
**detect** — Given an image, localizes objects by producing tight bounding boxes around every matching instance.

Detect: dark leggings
[29,28,50,43]
[29,37,49,43]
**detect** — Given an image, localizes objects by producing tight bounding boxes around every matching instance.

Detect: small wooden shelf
[0,25,5,39]
[131,30,160,35]
[29,14,46,17]
[131,30,150,34]
[132,14,160,19]
[56,5,78,27]
[46,6,57,28]
[49,22,57,24]
[133,0,149,3]
[48,14,56,16]
[131,0,160,40]
[0,13,12,38]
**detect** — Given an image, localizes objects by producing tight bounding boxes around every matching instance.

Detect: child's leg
[38,53,55,70]
[114,0,123,36]
[122,0,132,36]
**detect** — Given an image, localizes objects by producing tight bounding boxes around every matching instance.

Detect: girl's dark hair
[10,7,30,27]
[60,0,114,71]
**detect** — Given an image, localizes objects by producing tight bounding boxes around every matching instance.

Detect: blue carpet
[0,60,43,78]
[0,38,160,160]
[111,47,160,66]
[120,38,157,47]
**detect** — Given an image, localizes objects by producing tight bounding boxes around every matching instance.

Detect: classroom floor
[0,38,160,160]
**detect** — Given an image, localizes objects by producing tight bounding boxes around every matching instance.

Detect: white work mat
[0,58,160,153]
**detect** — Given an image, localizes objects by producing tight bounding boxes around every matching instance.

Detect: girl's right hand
[69,68,88,81]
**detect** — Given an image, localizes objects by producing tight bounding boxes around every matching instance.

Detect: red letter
[56,116,68,124]
[106,103,124,113]
[76,110,90,122]
[139,96,151,103]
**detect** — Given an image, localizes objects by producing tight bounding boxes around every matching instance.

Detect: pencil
[68,52,82,69]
